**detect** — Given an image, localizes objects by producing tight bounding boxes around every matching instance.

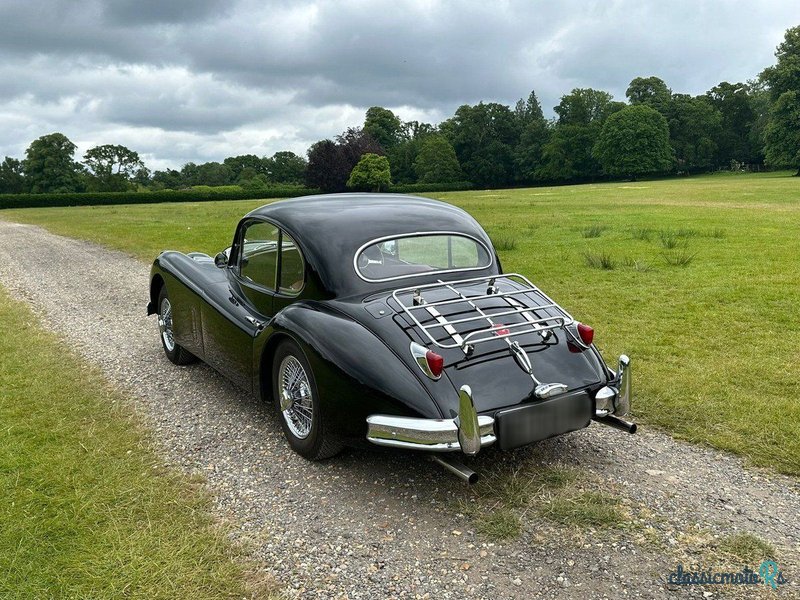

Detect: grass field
[3,172,799,475]
[0,288,278,598]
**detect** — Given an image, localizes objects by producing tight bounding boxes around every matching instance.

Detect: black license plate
[494,391,592,451]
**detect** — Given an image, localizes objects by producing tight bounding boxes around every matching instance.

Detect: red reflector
[425,350,444,377]
[577,322,594,346]
[492,323,511,336]
[567,340,583,353]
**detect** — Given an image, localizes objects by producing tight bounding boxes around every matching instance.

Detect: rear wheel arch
[150,274,165,312]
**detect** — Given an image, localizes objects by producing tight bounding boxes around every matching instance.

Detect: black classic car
[147,194,635,481]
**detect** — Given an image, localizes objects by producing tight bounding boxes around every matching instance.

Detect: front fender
[258,302,443,439]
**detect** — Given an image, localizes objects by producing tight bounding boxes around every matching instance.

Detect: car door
[201,219,278,390]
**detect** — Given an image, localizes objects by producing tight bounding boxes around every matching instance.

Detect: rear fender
[256,302,442,439]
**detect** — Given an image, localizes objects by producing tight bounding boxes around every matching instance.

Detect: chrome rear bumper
[366,355,634,455]
[367,384,496,454]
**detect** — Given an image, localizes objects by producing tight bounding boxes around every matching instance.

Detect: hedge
[387,181,474,193]
[0,185,321,210]
[0,181,476,210]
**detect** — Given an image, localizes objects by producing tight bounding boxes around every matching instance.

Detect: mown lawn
[4,171,799,475]
[0,288,279,598]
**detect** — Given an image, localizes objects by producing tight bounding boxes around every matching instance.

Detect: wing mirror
[214,251,229,268]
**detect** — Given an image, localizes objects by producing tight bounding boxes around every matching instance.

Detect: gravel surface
[0,220,797,599]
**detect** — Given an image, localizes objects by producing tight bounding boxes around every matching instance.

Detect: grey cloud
[1,0,799,168]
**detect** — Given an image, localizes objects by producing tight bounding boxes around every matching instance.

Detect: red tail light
[425,350,444,377]
[577,322,594,346]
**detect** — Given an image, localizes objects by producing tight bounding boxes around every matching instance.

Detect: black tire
[272,339,343,460]
[157,285,197,365]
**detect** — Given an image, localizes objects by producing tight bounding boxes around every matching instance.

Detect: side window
[239,221,279,290]
[279,232,304,295]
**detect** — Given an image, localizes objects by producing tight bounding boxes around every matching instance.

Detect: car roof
[245,193,496,296]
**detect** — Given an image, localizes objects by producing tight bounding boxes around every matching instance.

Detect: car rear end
[362,273,635,461]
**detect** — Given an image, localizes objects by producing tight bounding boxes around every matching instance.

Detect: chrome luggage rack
[390,273,578,355]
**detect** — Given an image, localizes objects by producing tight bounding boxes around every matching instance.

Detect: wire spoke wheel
[159,297,175,352]
[278,355,314,439]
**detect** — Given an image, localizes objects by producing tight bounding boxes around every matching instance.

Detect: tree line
[2,25,799,196]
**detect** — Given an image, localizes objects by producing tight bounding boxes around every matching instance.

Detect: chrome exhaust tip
[593,413,637,434]
[430,454,480,484]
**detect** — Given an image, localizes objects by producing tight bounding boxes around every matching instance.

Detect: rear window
[355,233,492,282]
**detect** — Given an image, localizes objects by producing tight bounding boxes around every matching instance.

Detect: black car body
[147,194,634,471]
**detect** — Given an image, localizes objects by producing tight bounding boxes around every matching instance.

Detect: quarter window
[279,233,304,295]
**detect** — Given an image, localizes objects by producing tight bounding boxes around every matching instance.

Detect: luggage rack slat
[390,273,575,351]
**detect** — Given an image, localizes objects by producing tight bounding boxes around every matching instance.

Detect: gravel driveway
[0,220,797,599]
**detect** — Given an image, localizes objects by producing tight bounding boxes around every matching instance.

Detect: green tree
[267,151,307,184]
[514,90,545,126]
[413,135,462,183]
[23,133,83,193]
[764,91,800,173]
[536,123,603,181]
[0,157,25,193]
[665,95,722,171]
[364,107,404,150]
[762,25,800,174]
[347,153,391,191]
[626,77,671,113]
[223,154,265,183]
[83,144,145,191]
[440,102,518,187]
[705,82,758,165]
[513,90,550,183]
[554,88,621,126]
[761,25,800,100]
[593,105,673,177]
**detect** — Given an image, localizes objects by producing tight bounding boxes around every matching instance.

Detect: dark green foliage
[307,128,384,192]
[387,181,473,193]
[514,90,545,126]
[413,135,462,183]
[536,123,602,181]
[593,105,673,177]
[266,151,307,184]
[83,144,144,192]
[666,95,722,171]
[0,157,25,194]
[440,102,518,188]
[223,154,266,183]
[23,133,84,193]
[346,153,391,191]
[706,82,759,165]
[555,88,619,125]
[761,25,800,101]
[364,107,404,150]
[762,26,800,173]
[626,76,672,113]
[0,185,319,210]
[764,91,800,171]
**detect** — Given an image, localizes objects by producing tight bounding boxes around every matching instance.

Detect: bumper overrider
[366,354,634,456]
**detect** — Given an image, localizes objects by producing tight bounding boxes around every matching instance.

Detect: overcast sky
[1,0,798,171]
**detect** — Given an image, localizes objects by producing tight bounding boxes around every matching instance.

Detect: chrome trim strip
[352,231,494,283]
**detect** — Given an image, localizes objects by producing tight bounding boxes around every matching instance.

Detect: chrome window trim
[353,231,494,283]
